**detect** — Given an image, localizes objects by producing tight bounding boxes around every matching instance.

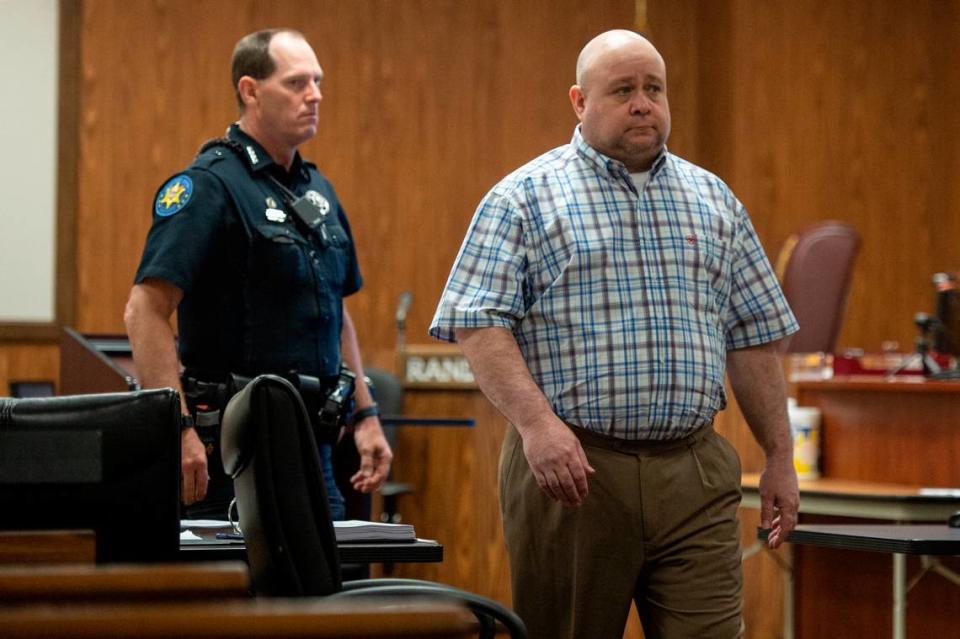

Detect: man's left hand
[759,456,799,549]
[349,416,393,493]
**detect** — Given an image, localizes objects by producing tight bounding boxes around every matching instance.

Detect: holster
[181,368,355,446]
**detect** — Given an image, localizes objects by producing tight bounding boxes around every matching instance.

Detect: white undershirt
[630,171,650,193]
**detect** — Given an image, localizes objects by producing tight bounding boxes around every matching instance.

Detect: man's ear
[237,76,258,109]
[569,85,586,121]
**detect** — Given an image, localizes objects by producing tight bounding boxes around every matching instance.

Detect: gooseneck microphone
[395,291,413,351]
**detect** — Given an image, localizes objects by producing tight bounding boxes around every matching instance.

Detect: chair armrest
[331,581,526,639]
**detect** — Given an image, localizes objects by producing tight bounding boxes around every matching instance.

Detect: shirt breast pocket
[320,218,350,249]
[646,232,729,314]
[249,223,310,292]
[683,233,730,312]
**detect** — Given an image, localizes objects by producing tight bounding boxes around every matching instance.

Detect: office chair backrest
[776,220,861,354]
[0,388,181,563]
[220,377,527,638]
[220,375,341,596]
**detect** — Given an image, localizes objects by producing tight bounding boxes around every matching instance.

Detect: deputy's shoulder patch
[155,174,194,217]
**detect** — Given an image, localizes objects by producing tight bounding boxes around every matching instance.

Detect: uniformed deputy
[124,28,392,519]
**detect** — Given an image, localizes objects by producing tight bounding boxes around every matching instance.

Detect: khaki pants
[499,423,744,639]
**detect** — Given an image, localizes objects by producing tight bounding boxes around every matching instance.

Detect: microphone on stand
[395,291,413,352]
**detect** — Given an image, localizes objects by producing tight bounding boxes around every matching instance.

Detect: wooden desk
[796,375,960,485]
[0,561,249,603]
[0,530,95,565]
[769,376,960,639]
[0,598,476,639]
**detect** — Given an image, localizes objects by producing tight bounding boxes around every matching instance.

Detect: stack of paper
[333,519,416,542]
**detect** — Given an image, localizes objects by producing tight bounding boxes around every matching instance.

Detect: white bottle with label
[787,398,821,480]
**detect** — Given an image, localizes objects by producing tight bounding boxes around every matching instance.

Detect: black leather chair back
[0,388,181,562]
[221,374,341,596]
[220,375,527,638]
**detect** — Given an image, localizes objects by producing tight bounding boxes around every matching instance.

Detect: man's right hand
[454,326,596,508]
[520,417,595,507]
[180,427,209,505]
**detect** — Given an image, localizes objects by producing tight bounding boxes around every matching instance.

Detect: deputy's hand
[350,416,393,493]
[759,455,799,549]
[181,427,209,505]
[520,417,595,507]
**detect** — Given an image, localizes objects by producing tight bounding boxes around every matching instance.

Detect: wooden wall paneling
[643,0,703,164]
[76,0,242,333]
[929,1,960,309]
[75,0,636,353]
[55,0,80,338]
[723,0,960,354]
[0,344,60,398]
[330,0,641,355]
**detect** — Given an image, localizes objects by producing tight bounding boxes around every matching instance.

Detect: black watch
[180,413,196,432]
[352,403,380,423]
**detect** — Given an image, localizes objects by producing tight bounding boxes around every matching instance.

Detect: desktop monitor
[0,388,181,563]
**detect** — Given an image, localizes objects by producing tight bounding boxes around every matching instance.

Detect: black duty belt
[181,368,355,440]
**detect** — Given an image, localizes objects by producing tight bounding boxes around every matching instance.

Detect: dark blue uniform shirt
[135,123,362,381]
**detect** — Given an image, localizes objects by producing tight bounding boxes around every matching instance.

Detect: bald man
[431,30,799,638]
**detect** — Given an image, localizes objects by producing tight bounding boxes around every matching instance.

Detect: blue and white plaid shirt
[430,127,798,440]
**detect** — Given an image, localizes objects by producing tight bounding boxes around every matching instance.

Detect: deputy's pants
[498,423,744,639]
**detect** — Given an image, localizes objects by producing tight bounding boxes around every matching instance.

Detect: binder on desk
[333,520,416,543]
[181,519,418,544]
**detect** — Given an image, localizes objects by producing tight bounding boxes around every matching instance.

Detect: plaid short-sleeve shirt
[430,128,797,440]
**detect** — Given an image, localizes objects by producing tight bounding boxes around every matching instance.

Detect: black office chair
[219,374,526,639]
[0,388,181,563]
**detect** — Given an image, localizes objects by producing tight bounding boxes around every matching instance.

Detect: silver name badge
[305,190,330,216]
[265,207,286,222]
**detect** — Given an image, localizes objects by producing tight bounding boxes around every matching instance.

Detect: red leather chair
[775,220,861,353]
